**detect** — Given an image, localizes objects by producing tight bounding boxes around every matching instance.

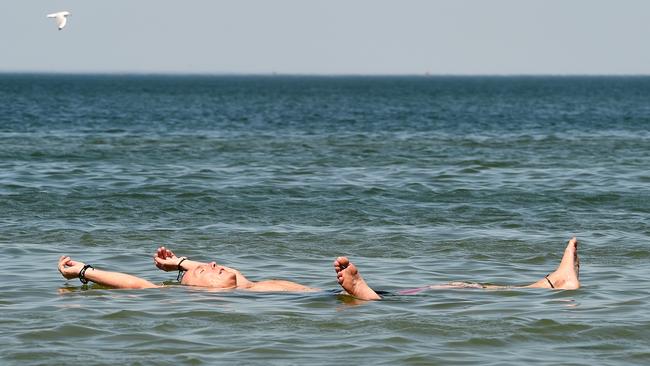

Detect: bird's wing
[46,12,59,18]
[57,15,67,29]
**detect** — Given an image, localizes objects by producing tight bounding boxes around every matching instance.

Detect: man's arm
[58,256,158,289]
[153,247,205,271]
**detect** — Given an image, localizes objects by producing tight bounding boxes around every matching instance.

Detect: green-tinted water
[1,75,649,365]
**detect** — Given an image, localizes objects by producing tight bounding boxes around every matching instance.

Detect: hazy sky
[2,1,649,75]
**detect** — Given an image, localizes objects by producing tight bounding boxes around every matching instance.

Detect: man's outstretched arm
[58,256,159,289]
[153,246,205,271]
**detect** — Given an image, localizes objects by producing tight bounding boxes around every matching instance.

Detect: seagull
[46,11,71,30]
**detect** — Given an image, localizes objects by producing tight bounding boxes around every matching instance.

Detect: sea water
[1,75,649,365]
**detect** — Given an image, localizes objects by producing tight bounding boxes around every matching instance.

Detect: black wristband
[79,264,94,284]
[176,258,188,282]
[177,257,188,271]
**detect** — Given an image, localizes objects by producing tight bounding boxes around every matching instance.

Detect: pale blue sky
[2,1,649,74]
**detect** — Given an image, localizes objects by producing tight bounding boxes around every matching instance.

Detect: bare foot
[334,257,381,300]
[528,237,580,290]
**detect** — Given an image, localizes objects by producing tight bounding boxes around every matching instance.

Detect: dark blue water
[1,75,649,365]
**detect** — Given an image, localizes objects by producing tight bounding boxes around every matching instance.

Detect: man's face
[181,262,238,288]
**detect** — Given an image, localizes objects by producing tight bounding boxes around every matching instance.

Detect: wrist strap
[79,264,94,284]
[177,257,188,271]
[176,257,188,282]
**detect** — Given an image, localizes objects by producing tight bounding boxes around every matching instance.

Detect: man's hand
[153,246,182,271]
[58,256,85,280]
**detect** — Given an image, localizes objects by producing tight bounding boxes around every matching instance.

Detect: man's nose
[208,261,217,268]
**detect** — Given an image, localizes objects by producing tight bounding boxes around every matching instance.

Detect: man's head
[181,262,238,288]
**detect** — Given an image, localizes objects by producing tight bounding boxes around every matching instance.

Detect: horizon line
[2,71,650,78]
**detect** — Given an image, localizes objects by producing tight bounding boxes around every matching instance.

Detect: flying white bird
[46,11,71,30]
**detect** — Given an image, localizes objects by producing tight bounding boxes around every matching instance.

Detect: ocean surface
[1,75,649,365]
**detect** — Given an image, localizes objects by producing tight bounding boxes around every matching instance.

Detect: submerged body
[58,237,580,300]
